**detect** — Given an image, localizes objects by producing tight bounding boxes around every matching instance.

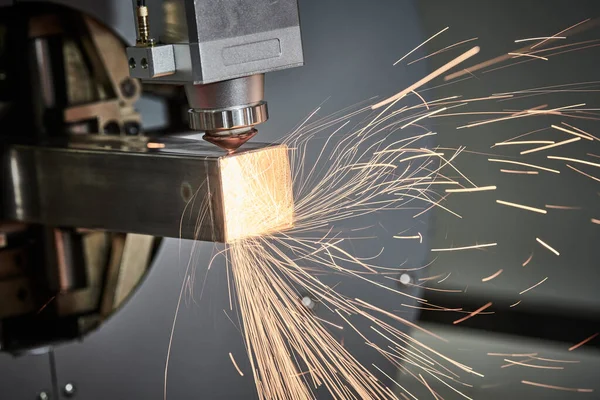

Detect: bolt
[123,121,141,136]
[38,391,49,400]
[128,57,136,69]
[120,78,137,99]
[63,382,75,397]
[398,273,412,286]
[301,296,315,310]
[141,58,148,69]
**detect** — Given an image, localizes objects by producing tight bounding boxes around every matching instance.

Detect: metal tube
[1,136,292,242]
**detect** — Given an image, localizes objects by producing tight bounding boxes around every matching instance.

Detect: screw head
[141,58,148,69]
[63,382,75,397]
[123,121,141,136]
[38,391,49,400]
[128,57,136,69]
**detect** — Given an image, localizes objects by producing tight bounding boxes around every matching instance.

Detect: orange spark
[522,252,534,266]
[520,137,580,155]
[487,353,538,357]
[408,37,479,65]
[561,121,600,141]
[551,124,594,140]
[431,243,497,252]
[530,18,591,49]
[453,302,492,325]
[394,235,421,240]
[496,200,547,214]
[566,164,600,183]
[393,26,449,65]
[503,359,564,370]
[445,185,496,193]
[374,46,481,109]
[500,169,539,175]
[510,300,522,308]
[520,277,549,295]
[515,36,566,42]
[495,140,555,146]
[229,352,244,376]
[592,218,600,225]
[521,380,593,393]
[545,204,581,210]
[548,155,600,168]
[568,333,599,351]
[481,269,503,282]
[488,158,560,173]
[508,52,548,61]
[536,238,559,256]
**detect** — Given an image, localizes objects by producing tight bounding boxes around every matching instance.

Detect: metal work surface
[1,136,285,241]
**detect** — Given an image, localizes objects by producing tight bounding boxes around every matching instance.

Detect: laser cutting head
[126,0,304,152]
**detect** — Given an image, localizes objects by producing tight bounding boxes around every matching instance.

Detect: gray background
[1,0,599,399]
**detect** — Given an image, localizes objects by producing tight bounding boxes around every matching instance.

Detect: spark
[494,140,555,146]
[437,272,451,283]
[536,238,560,256]
[561,121,600,140]
[520,137,580,155]
[374,46,481,109]
[496,200,547,214]
[445,185,496,193]
[457,103,585,130]
[147,142,166,149]
[522,252,534,266]
[488,158,560,173]
[566,164,600,182]
[519,277,549,295]
[453,302,492,325]
[503,359,564,370]
[551,124,594,140]
[592,218,600,225]
[548,155,600,168]
[531,356,580,364]
[487,353,538,357]
[546,204,581,210]
[508,52,548,61]
[521,380,593,393]
[568,333,599,351]
[229,352,245,376]
[401,107,448,129]
[500,169,539,175]
[394,235,421,240]
[409,91,430,112]
[510,300,521,308]
[431,243,497,252]
[481,269,503,282]
[515,36,566,42]
[393,26,449,65]
[530,18,591,49]
[408,37,479,65]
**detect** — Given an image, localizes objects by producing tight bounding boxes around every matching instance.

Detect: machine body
[127,0,304,151]
[0,0,301,356]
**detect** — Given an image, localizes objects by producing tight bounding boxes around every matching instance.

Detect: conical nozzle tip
[203,129,258,153]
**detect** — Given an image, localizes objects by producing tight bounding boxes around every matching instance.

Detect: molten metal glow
[219,146,294,242]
